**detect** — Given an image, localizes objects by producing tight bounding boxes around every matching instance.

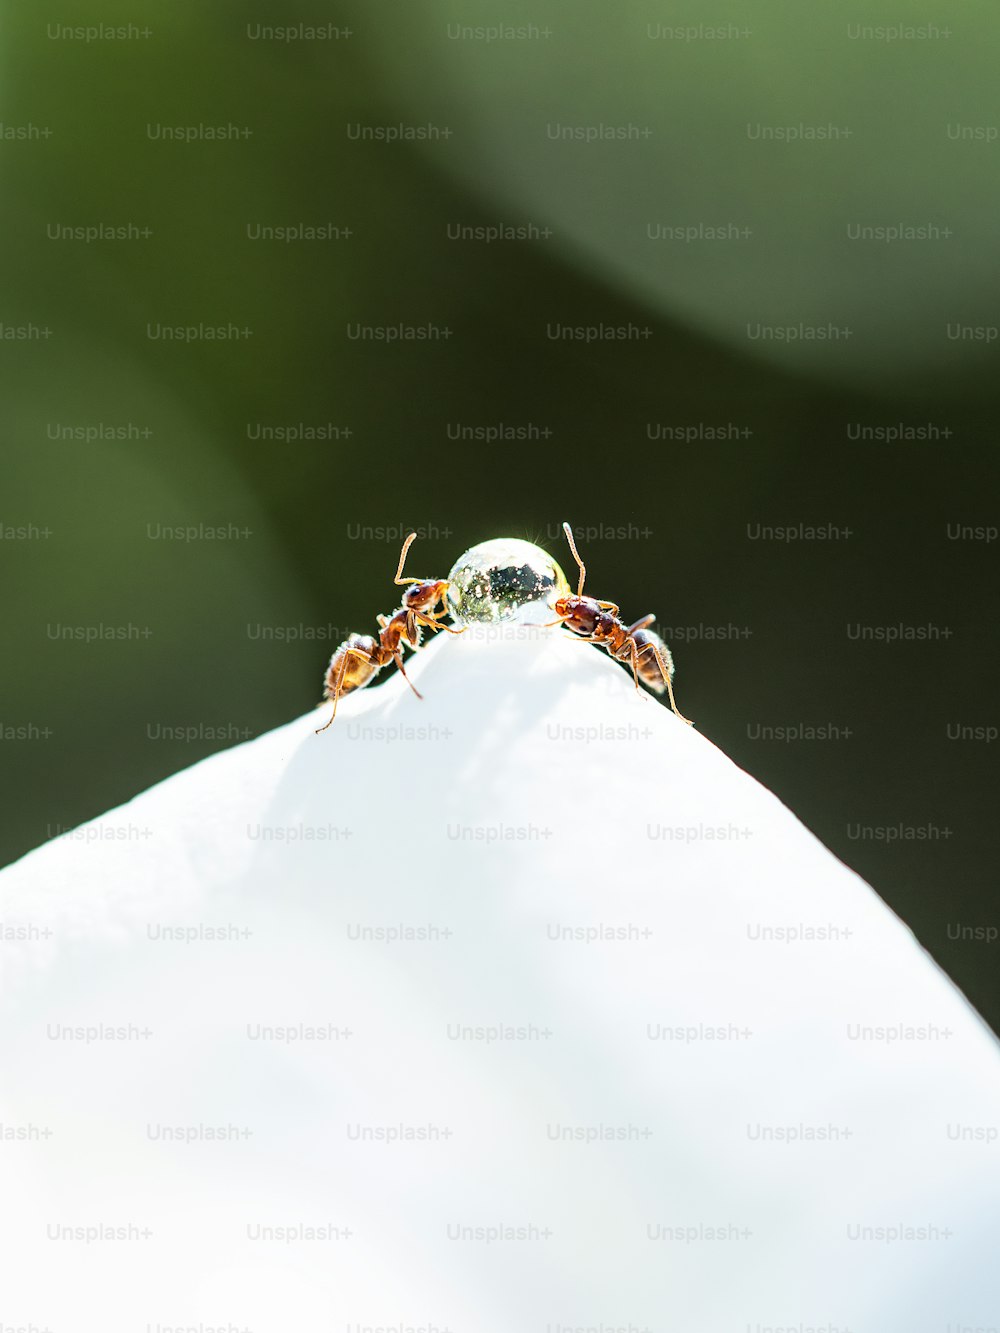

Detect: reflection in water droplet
[447,538,569,626]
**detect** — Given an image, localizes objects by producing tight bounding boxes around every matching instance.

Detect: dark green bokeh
[3,4,998,1031]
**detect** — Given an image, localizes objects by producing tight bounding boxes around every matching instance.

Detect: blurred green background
[3,2,999,1028]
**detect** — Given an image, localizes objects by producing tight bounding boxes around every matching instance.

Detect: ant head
[403,579,449,612]
[556,595,600,636]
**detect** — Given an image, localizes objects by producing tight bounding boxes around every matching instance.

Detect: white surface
[1,625,998,1331]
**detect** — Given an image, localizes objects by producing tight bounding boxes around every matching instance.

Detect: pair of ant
[316,524,693,731]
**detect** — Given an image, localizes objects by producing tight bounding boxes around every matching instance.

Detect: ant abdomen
[630,628,675,694]
[323,633,379,702]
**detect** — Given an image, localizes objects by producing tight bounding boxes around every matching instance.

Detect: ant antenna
[562,521,586,596]
[394,531,419,586]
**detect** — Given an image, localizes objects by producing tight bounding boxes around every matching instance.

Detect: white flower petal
[2,626,998,1327]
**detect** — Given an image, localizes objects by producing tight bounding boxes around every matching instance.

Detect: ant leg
[412,610,438,638]
[554,630,604,643]
[648,640,693,726]
[627,613,656,635]
[418,608,467,633]
[559,634,620,664]
[315,648,375,734]
[417,612,465,635]
[315,654,350,733]
[393,531,421,587]
[393,651,424,700]
[625,638,646,694]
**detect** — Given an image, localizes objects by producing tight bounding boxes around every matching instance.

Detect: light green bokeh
[347,0,1000,385]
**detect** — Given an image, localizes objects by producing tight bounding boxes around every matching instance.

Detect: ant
[315,532,463,733]
[548,522,694,725]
